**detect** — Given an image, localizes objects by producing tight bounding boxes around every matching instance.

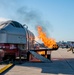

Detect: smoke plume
[16,6,52,36]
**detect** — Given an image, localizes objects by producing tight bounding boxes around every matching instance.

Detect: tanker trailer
[0,20,35,62]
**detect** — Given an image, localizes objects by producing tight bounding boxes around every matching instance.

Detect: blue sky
[0,0,74,42]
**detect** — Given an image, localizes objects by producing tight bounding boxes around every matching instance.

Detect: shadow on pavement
[19,58,74,74]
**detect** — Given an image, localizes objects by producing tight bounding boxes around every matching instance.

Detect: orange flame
[37,26,57,48]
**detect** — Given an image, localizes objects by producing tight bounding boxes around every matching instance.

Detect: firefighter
[67,42,74,53]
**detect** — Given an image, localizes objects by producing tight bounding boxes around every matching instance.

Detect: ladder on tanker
[29,50,51,63]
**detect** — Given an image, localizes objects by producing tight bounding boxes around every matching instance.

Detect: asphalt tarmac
[0,48,74,75]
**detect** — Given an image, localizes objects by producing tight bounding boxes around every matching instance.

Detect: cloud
[0,17,10,22]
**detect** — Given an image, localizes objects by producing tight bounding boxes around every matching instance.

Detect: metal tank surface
[0,20,34,44]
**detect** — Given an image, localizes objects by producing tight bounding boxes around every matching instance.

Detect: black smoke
[16,6,52,36]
